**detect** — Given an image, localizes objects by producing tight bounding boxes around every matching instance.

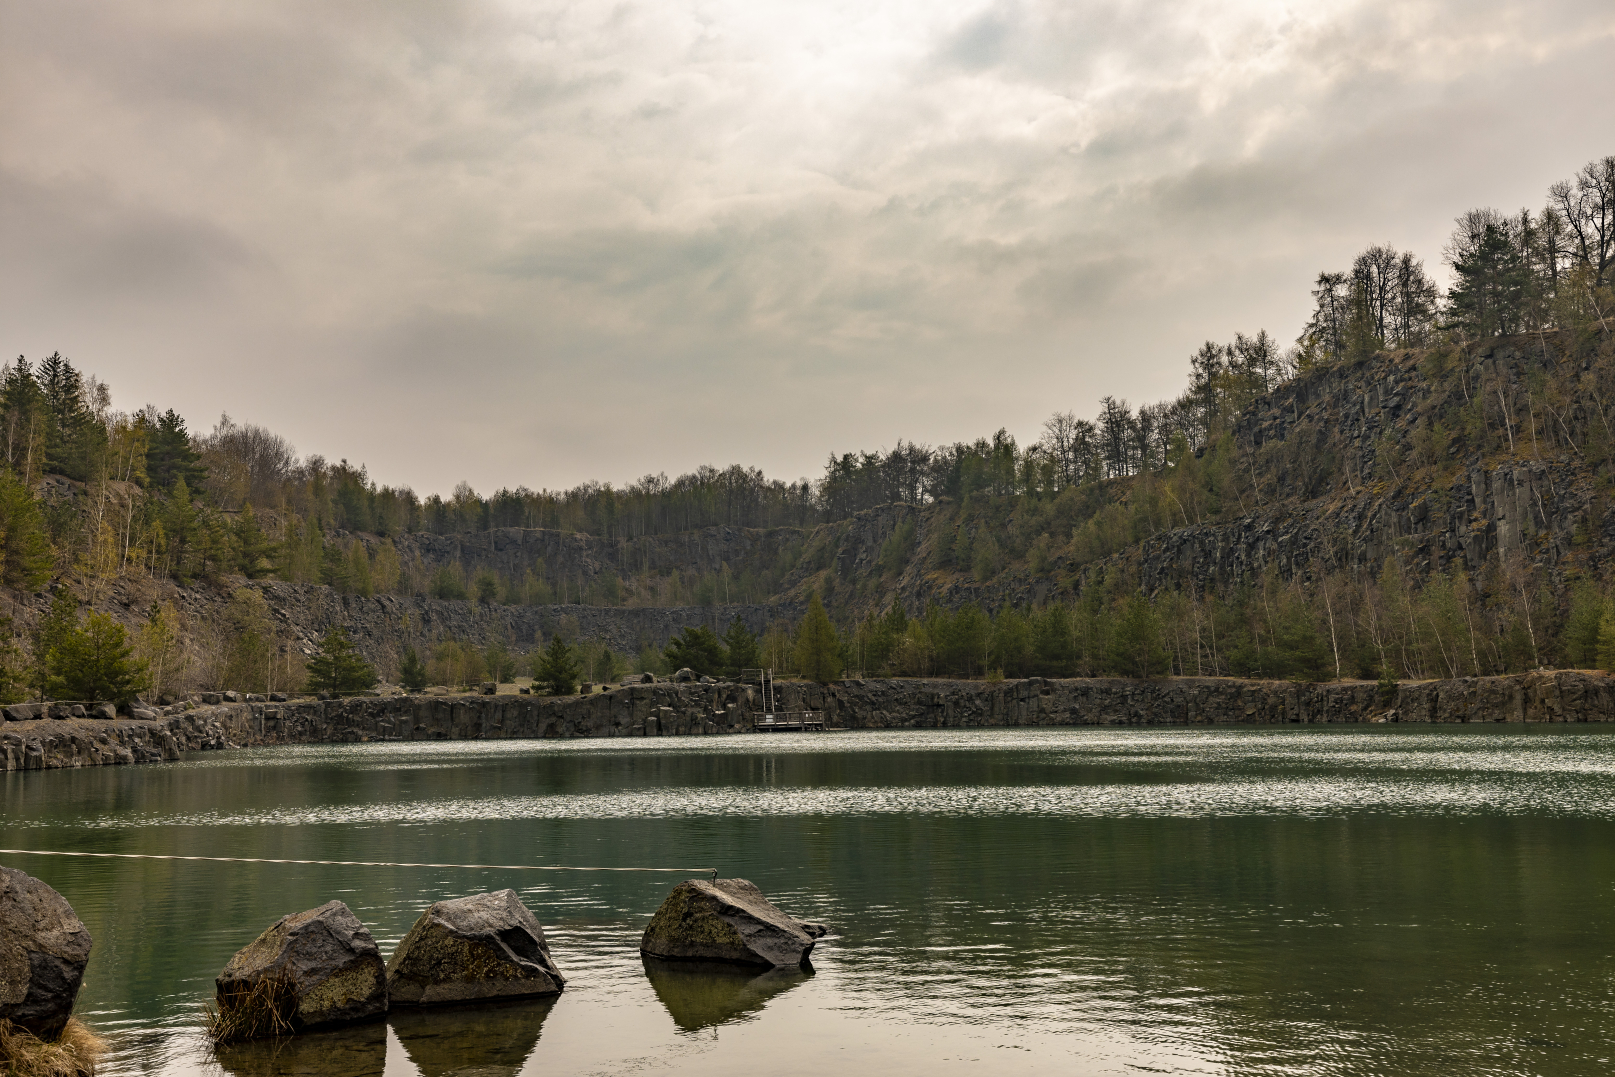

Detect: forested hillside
[1,154,1611,698]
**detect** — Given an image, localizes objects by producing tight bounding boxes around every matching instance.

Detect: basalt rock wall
[6,671,1613,772]
[244,584,799,663]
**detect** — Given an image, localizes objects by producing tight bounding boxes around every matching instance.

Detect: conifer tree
[349,540,374,597]
[31,591,79,699]
[795,593,842,684]
[305,626,377,694]
[664,625,726,676]
[1596,602,1615,674]
[47,611,150,703]
[234,504,278,579]
[0,469,52,590]
[721,617,762,673]
[398,646,429,692]
[1107,595,1168,678]
[144,409,207,491]
[533,633,580,695]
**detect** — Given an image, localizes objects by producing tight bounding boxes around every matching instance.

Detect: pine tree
[348,540,374,597]
[1448,222,1529,339]
[1107,595,1168,679]
[721,617,762,673]
[664,625,726,676]
[1564,584,1604,668]
[144,409,207,491]
[0,469,53,590]
[164,476,197,579]
[533,633,580,695]
[398,646,429,692]
[1596,602,1615,674]
[234,504,278,579]
[795,593,842,684]
[305,627,377,694]
[47,611,150,703]
[31,591,79,699]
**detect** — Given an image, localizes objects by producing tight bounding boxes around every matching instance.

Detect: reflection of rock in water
[212,1020,386,1077]
[388,996,555,1077]
[642,956,812,1032]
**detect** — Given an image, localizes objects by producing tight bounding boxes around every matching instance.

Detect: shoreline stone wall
[5,671,1614,772]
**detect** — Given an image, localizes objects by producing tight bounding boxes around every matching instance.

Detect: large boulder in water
[0,866,93,1039]
[385,890,564,1005]
[215,900,387,1037]
[640,879,820,968]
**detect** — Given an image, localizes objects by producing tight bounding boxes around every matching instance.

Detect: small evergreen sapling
[46,611,151,704]
[398,647,429,692]
[305,627,378,695]
[534,634,580,695]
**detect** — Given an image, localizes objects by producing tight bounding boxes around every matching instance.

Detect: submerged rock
[640,879,820,968]
[215,900,387,1036]
[386,890,565,1005]
[0,866,93,1039]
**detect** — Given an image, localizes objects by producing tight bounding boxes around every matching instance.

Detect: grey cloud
[1,0,1611,494]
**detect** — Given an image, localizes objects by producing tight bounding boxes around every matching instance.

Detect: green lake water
[3,727,1614,1076]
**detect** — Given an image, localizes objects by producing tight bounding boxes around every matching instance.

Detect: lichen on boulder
[385,890,564,1005]
[640,879,820,968]
[213,900,387,1040]
[0,866,93,1041]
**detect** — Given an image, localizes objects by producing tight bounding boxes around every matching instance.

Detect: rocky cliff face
[1124,338,1603,594]
[7,671,1611,771]
[381,523,808,595]
[243,583,798,661]
[23,334,1608,673]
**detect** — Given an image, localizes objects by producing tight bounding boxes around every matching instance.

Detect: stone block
[0,866,93,1039]
[386,890,564,1005]
[640,879,819,968]
[215,900,388,1037]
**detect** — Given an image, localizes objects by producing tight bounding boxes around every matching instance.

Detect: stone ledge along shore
[5,671,1615,772]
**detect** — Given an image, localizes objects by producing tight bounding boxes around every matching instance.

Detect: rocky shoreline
[5,670,1614,772]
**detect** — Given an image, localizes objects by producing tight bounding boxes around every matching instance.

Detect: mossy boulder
[385,890,564,1005]
[640,879,820,968]
[215,900,387,1038]
[0,866,93,1040]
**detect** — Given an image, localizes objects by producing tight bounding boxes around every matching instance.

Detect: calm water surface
[3,726,1614,1077]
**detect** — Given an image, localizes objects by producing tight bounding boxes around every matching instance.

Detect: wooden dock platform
[752,713,827,732]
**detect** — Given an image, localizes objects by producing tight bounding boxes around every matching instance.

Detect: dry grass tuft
[0,1017,105,1077]
[204,974,298,1045]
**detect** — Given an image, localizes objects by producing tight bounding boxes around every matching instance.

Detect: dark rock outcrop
[7,669,1615,772]
[215,900,388,1035]
[386,890,564,1005]
[641,879,818,968]
[0,866,93,1039]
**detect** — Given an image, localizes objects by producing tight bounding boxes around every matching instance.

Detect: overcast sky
[2,1,1612,496]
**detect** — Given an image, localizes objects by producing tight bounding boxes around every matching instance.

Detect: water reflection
[386,998,553,1077]
[9,727,1615,1076]
[211,1021,385,1077]
[641,956,813,1032]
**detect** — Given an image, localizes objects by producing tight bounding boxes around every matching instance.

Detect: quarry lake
[4,727,1615,1077]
